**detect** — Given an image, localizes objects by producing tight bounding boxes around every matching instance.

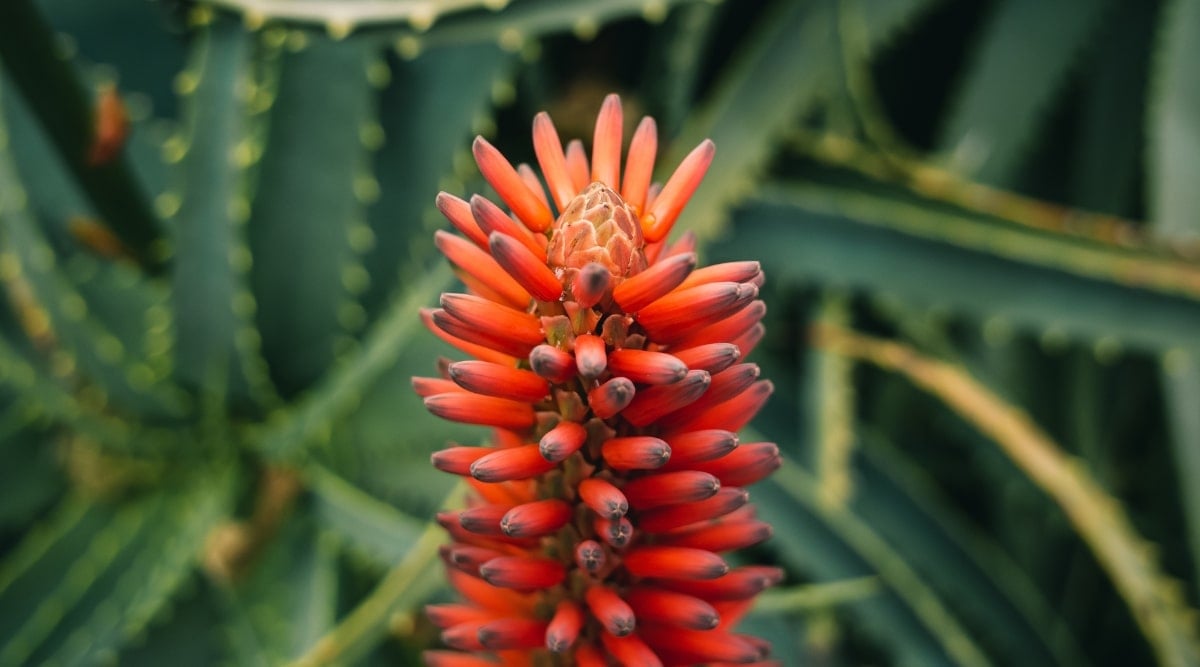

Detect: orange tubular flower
[417,94,781,666]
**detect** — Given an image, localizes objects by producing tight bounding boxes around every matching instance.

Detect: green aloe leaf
[248,34,375,394]
[1148,0,1200,600]
[721,183,1200,351]
[668,0,939,242]
[219,509,339,665]
[307,464,427,569]
[936,0,1118,185]
[169,14,278,406]
[359,43,514,320]
[0,0,165,268]
[757,459,989,667]
[0,106,186,418]
[0,466,236,666]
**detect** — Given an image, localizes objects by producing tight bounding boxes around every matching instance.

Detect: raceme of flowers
[416,94,781,667]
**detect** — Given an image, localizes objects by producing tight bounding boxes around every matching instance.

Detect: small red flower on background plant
[416,94,782,666]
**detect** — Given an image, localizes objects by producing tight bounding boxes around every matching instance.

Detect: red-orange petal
[529,344,577,384]
[601,436,671,470]
[516,163,550,210]
[591,93,623,189]
[477,618,549,650]
[690,442,781,487]
[612,252,697,313]
[648,566,787,602]
[574,644,607,667]
[636,282,749,337]
[622,470,720,509]
[425,604,501,629]
[489,232,563,302]
[640,626,763,664]
[607,348,687,384]
[441,544,505,574]
[431,446,491,476]
[578,477,629,519]
[660,380,773,435]
[588,377,636,419]
[621,116,657,213]
[425,650,500,667]
[448,360,549,402]
[421,308,517,365]
[644,139,715,242]
[473,136,553,232]
[538,420,588,462]
[658,364,760,428]
[637,488,750,533]
[532,112,577,210]
[575,539,606,573]
[441,293,545,347]
[571,262,611,308]
[623,546,728,580]
[565,139,589,193]
[435,230,531,308]
[545,600,584,653]
[658,518,773,552]
[672,343,741,374]
[436,191,488,248]
[595,515,634,548]
[585,584,636,637]
[620,370,710,427]
[479,556,566,590]
[600,633,663,667]
[424,393,536,430]
[660,430,739,469]
[470,444,558,482]
[573,333,608,378]
[431,308,535,359]
[670,299,766,351]
[624,588,720,630]
[470,195,545,258]
[457,504,512,537]
[412,376,465,398]
[501,498,572,538]
[677,260,762,291]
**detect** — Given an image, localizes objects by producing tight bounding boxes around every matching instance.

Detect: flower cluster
[416,94,782,666]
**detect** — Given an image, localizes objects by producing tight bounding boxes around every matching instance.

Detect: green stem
[753,576,882,614]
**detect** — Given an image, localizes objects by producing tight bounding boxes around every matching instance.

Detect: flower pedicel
[417,94,782,666]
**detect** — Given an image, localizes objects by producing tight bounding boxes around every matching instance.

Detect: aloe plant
[0,0,1198,665]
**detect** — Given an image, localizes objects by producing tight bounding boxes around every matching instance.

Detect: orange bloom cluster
[417,94,782,666]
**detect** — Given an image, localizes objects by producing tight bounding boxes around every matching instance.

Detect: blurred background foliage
[0,0,1198,665]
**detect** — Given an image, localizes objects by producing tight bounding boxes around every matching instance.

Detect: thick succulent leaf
[721,184,1200,351]
[169,14,278,406]
[1149,0,1200,600]
[1068,0,1156,217]
[248,34,375,394]
[669,0,938,242]
[287,483,467,667]
[359,43,513,320]
[251,262,451,461]
[0,110,187,419]
[218,510,338,665]
[855,440,1090,666]
[0,0,165,267]
[0,421,63,529]
[757,459,989,667]
[1148,0,1200,241]
[34,0,187,117]
[0,466,236,666]
[936,0,1118,185]
[307,464,427,569]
